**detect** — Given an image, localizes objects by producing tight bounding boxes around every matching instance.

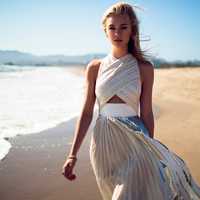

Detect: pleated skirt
[89,104,200,200]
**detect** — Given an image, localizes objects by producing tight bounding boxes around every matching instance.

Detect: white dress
[89,53,200,200]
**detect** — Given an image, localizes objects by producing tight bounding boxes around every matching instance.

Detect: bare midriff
[106,95,126,103]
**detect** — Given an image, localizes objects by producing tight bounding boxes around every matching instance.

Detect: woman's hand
[62,156,77,181]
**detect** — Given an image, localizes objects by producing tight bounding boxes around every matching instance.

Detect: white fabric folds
[89,54,200,200]
[95,53,141,116]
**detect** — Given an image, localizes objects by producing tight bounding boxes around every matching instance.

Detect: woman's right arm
[62,59,101,180]
[68,59,101,157]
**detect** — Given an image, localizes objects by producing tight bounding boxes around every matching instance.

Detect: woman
[62,2,200,199]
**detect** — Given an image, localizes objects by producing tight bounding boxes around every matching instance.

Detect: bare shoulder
[85,59,102,82]
[138,60,154,84]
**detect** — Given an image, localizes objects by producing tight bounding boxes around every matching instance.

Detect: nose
[114,29,121,36]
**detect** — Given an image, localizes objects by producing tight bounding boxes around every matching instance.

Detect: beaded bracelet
[67,155,77,160]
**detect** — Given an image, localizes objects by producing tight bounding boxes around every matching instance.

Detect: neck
[111,47,129,59]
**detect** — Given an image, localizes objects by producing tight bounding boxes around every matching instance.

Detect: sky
[0,0,199,61]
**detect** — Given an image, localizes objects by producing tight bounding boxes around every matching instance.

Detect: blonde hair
[102,2,148,62]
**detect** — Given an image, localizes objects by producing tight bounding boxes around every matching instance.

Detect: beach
[0,66,200,200]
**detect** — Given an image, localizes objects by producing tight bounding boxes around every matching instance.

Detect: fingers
[67,174,76,181]
[62,161,76,181]
[62,170,76,181]
[62,163,72,177]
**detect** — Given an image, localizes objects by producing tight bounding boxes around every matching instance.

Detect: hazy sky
[0,0,199,61]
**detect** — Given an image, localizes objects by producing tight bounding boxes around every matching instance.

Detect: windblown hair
[102,2,149,62]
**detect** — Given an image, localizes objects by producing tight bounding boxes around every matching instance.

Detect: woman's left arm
[139,61,154,138]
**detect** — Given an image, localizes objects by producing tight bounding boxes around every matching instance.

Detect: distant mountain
[0,50,36,64]
[0,50,199,67]
[0,50,106,66]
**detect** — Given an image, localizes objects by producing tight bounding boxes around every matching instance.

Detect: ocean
[0,64,86,161]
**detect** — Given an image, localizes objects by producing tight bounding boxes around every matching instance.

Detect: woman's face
[105,14,132,49]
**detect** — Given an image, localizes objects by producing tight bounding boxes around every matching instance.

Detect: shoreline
[0,116,102,200]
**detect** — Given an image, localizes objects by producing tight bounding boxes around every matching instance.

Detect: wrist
[67,154,77,160]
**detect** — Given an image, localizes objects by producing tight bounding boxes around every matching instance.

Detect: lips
[114,39,122,42]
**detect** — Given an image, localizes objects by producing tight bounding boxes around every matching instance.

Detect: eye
[121,26,128,30]
[109,27,115,30]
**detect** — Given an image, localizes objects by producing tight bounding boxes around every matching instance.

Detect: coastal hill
[0,50,105,66]
[0,50,199,68]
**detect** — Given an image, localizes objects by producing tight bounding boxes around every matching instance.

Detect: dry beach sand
[0,65,200,200]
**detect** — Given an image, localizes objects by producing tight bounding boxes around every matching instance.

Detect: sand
[153,67,200,183]
[0,117,101,200]
[0,66,200,200]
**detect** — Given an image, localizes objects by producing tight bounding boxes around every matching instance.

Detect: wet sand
[0,66,200,200]
[0,117,101,200]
